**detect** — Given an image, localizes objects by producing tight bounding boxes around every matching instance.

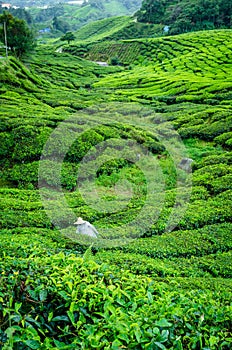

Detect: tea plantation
[0,29,232,349]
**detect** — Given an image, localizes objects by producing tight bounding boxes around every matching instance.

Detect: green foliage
[27,0,142,35]
[33,3,64,23]
[60,31,76,44]
[0,6,32,24]
[52,16,70,33]
[136,0,232,35]
[67,40,141,64]
[124,223,232,258]
[110,55,121,65]
[109,22,164,40]
[0,12,36,58]
[193,164,232,194]
[215,132,232,150]
[93,30,232,153]
[0,24,232,349]
[72,16,132,43]
[136,0,165,24]
[97,250,232,278]
[69,14,163,43]
[0,253,231,348]
[12,125,52,162]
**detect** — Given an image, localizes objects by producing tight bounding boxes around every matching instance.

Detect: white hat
[74,217,86,225]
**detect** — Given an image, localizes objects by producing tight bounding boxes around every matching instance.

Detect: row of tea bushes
[1,188,231,237]
[110,223,232,259]
[96,250,232,278]
[0,252,231,349]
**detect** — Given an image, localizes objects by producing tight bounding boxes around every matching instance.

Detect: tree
[110,56,120,65]
[136,0,166,23]
[0,12,36,58]
[60,31,76,44]
[52,16,70,33]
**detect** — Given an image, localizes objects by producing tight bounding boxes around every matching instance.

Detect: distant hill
[71,16,132,42]
[25,0,142,33]
[68,15,163,43]
[136,0,232,35]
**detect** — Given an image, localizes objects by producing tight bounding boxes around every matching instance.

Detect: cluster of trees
[28,5,71,34]
[136,0,232,34]
[0,12,36,58]
[0,6,32,24]
[34,5,64,23]
[52,16,70,33]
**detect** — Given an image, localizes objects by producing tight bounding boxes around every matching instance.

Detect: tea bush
[113,223,232,259]
[96,250,232,278]
[0,253,231,349]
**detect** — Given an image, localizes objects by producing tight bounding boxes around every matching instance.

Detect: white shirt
[76,222,99,238]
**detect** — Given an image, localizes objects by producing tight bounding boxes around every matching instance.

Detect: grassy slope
[72,16,132,43]
[69,28,232,66]
[0,29,232,348]
[59,15,163,49]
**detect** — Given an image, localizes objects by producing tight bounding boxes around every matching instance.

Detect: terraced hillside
[66,28,232,68]
[63,16,162,45]
[0,29,232,348]
[72,16,132,43]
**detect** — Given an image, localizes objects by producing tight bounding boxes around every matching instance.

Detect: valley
[0,4,232,349]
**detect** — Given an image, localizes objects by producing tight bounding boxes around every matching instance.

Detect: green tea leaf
[155,319,172,328]
[24,340,40,349]
[39,289,47,302]
[52,315,69,322]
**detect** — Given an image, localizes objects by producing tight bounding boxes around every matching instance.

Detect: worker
[74,217,99,238]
